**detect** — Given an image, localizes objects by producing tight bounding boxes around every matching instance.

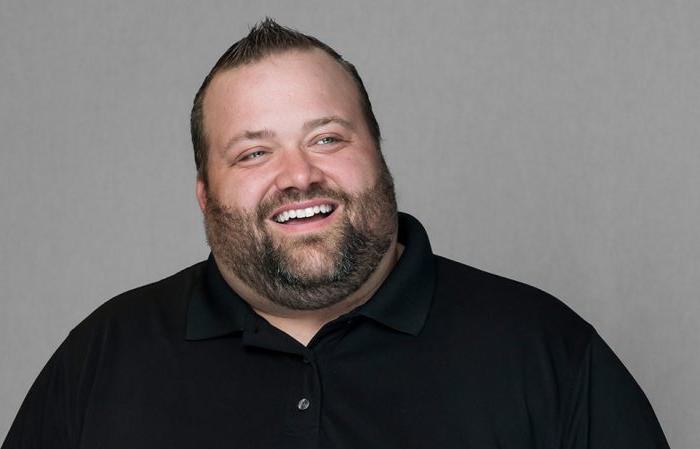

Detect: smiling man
[196,48,400,344]
[3,19,669,449]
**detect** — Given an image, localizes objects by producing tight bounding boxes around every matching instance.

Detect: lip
[268,199,341,234]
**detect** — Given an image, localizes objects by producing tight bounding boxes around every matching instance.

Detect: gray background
[1,0,697,446]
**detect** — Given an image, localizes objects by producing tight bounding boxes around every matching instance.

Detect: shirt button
[297,398,310,410]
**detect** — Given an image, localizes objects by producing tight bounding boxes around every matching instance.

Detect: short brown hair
[190,18,382,183]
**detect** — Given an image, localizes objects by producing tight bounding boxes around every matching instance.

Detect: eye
[316,136,340,145]
[240,149,267,161]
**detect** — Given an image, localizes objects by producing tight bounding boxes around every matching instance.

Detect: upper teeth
[274,204,334,223]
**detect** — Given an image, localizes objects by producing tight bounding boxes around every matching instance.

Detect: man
[3,19,669,449]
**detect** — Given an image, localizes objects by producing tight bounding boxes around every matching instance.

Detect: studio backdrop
[1,1,698,447]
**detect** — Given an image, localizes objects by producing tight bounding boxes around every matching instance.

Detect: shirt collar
[185,212,436,340]
[352,212,435,335]
[185,253,251,340]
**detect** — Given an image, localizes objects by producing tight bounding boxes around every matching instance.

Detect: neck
[217,236,403,346]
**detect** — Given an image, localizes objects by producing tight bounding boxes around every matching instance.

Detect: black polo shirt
[3,213,669,449]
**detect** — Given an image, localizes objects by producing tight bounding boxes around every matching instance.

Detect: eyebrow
[302,115,355,132]
[223,129,275,153]
[223,116,355,153]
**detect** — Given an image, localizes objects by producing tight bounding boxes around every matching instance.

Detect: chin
[280,245,339,279]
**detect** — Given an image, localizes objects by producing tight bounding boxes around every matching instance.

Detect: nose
[273,148,325,192]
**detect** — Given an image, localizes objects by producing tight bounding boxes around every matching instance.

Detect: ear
[196,177,207,212]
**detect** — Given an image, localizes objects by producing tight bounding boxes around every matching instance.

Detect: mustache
[256,185,351,222]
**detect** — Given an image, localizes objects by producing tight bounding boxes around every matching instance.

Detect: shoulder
[430,255,594,356]
[66,261,206,347]
[433,255,584,318]
[8,262,208,445]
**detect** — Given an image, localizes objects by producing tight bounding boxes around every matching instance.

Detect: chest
[77,325,560,449]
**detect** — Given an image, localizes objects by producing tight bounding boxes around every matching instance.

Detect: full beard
[203,166,398,310]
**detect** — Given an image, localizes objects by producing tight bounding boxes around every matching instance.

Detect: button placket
[282,350,320,438]
[297,353,313,412]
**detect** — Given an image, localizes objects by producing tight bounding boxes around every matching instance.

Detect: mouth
[269,200,338,230]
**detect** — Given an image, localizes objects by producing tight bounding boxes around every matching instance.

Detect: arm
[2,341,76,449]
[561,332,670,449]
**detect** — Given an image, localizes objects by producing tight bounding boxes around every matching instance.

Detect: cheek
[209,175,270,212]
[322,153,381,193]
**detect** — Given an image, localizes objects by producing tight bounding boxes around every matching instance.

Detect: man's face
[197,48,397,310]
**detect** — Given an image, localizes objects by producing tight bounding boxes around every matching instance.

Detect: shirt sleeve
[2,341,74,449]
[561,331,670,449]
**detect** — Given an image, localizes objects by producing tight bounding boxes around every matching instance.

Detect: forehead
[202,48,364,144]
